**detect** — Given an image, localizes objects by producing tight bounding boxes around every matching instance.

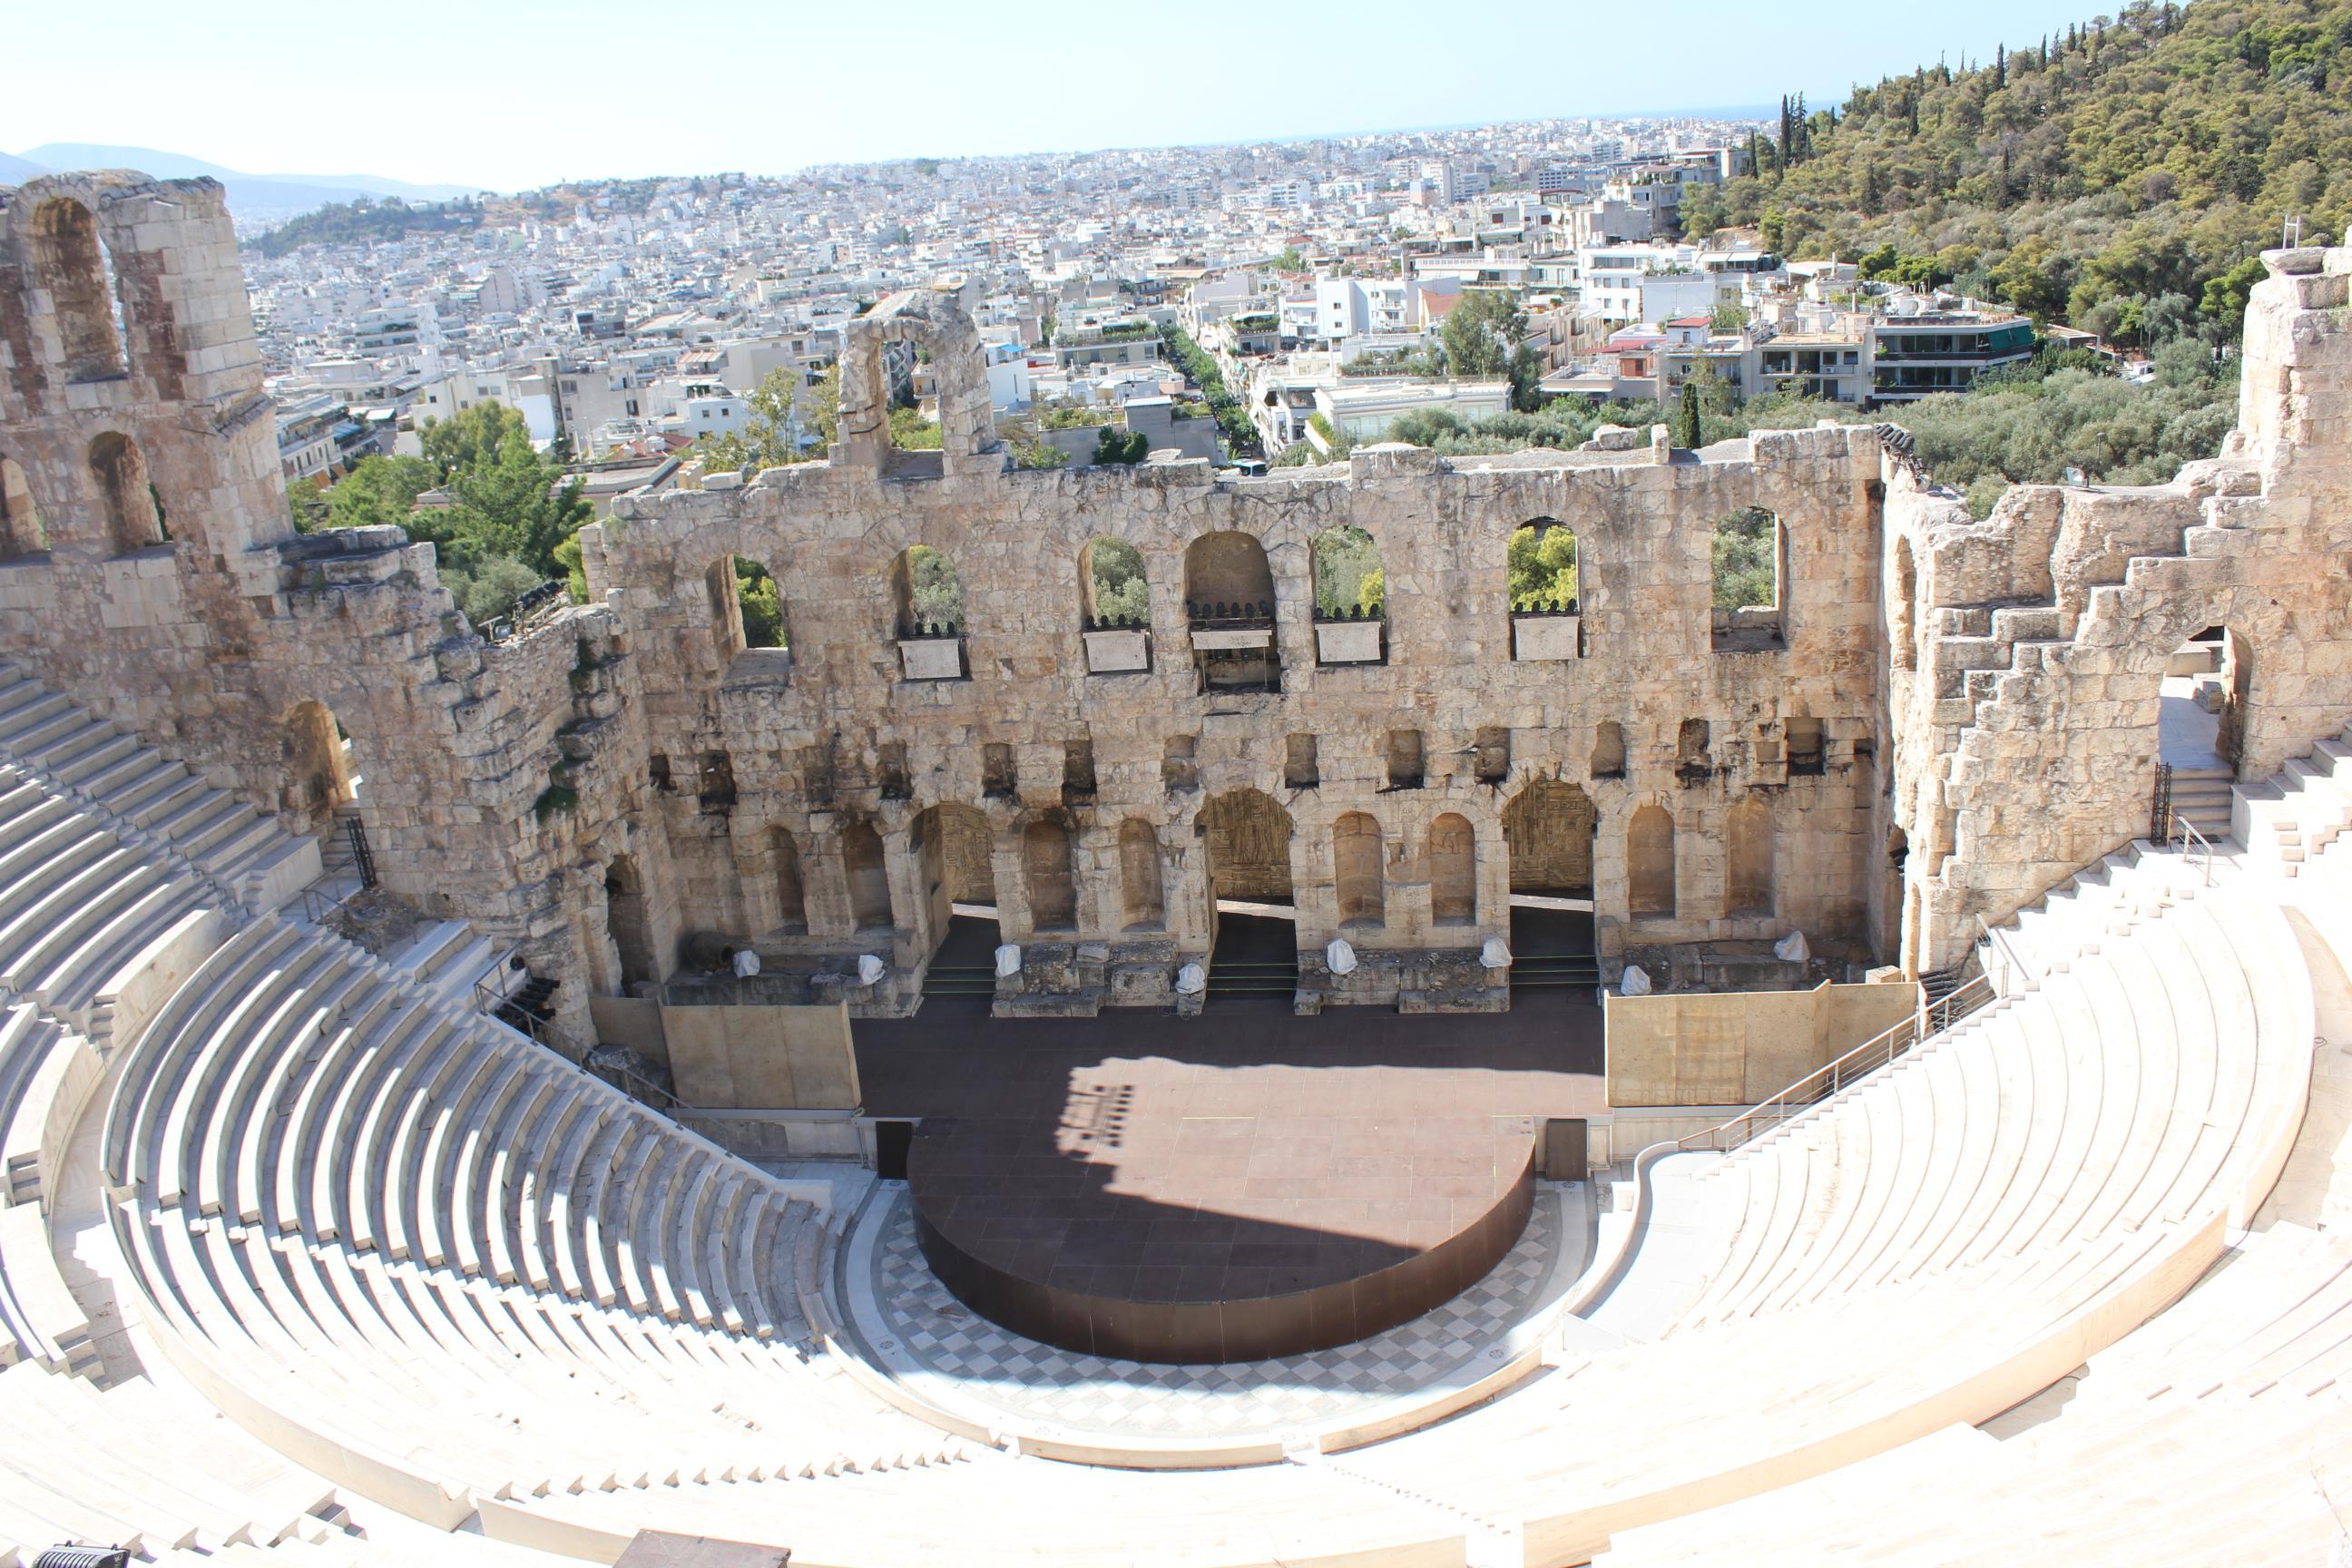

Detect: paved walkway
[840,1178,1592,1440]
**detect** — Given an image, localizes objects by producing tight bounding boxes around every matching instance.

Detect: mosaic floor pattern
[842,1180,1588,1439]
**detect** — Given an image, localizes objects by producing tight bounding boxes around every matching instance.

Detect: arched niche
[1199,788,1293,904]
[31,197,127,384]
[1022,817,1078,931]
[1727,795,1776,918]
[1332,811,1386,928]
[1430,813,1476,926]
[1183,532,1279,691]
[1118,818,1164,930]
[0,456,46,559]
[1184,531,1276,613]
[88,432,164,555]
[769,827,808,934]
[279,700,354,830]
[1504,779,1596,896]
[604,854,657,992]
[841,820,893,931]
[1628,802,1676,918]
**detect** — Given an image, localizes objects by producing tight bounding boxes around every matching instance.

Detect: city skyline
[9,0,2085,193]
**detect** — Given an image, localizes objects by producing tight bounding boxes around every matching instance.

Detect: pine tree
[1672,382,1702,450]
[1995,43,2007,88]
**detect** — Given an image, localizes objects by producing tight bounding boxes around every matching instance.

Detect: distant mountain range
[2,144,487,220]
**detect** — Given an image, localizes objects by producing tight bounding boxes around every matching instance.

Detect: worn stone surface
[4,172,2346,1028]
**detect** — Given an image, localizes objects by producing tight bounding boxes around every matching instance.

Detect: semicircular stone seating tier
[0,643,2337,1567]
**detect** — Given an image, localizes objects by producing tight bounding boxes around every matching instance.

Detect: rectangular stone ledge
[1512,614,1580,662]
[1189,626,1273,652]
[898,638,964,681]
[1082,627,1150,673]
[1314,620,1385,664]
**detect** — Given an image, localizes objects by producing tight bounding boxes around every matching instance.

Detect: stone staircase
[0,662,320,922]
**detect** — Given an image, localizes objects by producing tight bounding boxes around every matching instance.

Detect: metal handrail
[1674,970,1997,1155]
[2173,814,2215,886]
[297,882,361,926]
[474,969,552,1047]
[607,1062,687,1111]
[1975,912,2041,995]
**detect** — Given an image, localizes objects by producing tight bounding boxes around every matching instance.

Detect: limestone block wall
[1886,246,2352,972]
[573,413,1889,1006]
[22,175,2350,1034]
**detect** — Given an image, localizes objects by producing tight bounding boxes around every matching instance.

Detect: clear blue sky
[7,0,2081,191]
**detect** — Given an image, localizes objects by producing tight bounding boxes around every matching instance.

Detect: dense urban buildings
[0,46,2348,1565]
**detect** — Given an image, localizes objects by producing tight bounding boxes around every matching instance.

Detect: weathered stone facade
[569,283,1889,1014]
[4,172,2347,1034]
[1885,246,2352,973]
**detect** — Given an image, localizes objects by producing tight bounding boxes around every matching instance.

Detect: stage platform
[858,992,1602,1363]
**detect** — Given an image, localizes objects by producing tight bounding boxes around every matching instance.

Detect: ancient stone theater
[0,167,2347,1566]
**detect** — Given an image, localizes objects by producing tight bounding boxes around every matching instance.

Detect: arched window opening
[704,558,746,664]
[1629,802,1677,918]
[31,198,128,384]
[1081,536,1151,673]
[891,545,965,681]
[1332,812,1386,927]
[1118,818,1164,930]
[88,433,163,555]
[1430,813,1476,926]
[1183,532,1279,692]
[279,700,355,830]
[0,457,46,559]
[1727,796,1776,918]
[604,855,657,992]
[910,803,999,962]
[841,820,893,930]
[1081,537,1150,626]
[1508,519,1581,662]
[770,827,808,934]
[718,556,791,683]
[2162,625,2256,779]
[1023,818,1078,931]
[1710,506,1786,651]
[734,557,786,648]
[1311,525,1386,664]
[1892,536,1919,672]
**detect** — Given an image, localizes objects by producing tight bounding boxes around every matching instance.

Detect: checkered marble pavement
[854,1183,1577,1437]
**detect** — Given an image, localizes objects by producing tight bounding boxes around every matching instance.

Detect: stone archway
[835,289,1001,475]
[1503,779,1596,896]
[1199,788,1293,906]
[279,699,354,833]
[603,854,657,993]
[912,803,997,957]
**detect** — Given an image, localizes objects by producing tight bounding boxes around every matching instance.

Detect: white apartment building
[1313,378,1511,446]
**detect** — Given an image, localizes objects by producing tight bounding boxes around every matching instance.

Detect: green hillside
[1683,0,2352,341]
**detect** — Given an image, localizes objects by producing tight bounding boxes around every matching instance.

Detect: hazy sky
[8,0,2078,191]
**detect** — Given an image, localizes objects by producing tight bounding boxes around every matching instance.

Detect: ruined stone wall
[571,300,1889,1010]
[19,181,2347,1031]
[0,173,615,1040]
[1885,246,2352,971]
